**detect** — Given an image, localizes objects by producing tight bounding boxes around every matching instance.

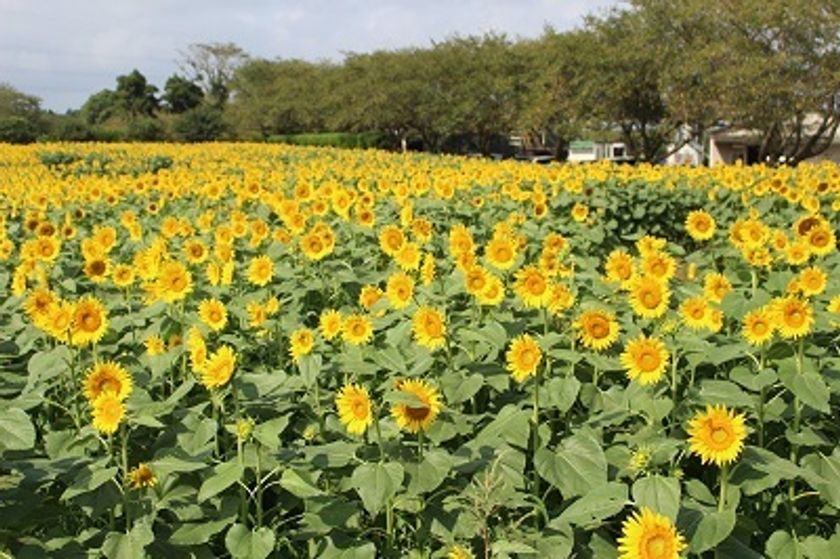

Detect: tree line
[3,0,840,164]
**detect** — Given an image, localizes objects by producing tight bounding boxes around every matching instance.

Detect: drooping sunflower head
[198,298,228,331]
[335,383,373,436]
[128,463,158,489]
[617,507,686,559]
[506,334,543,383]
[390,378,443,434]
[687,404,747,467]
[575,309,620,351]
[620,336,669,386]
[84,361,133,403]
[412,306,446,351]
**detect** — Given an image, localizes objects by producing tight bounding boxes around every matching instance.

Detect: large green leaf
[777,362,830,413]
[351,462,404,517]
[690,509,736,553]
[280,468,324,498]
[198,459,244,502]
[558,482,628,526]
[0,407,36,451]
[225,524,275,559]
[535,431,607,499]
[632,475,681,521]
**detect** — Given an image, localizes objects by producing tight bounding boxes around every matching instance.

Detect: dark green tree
[115,70,159,118]
[163,75,204,113]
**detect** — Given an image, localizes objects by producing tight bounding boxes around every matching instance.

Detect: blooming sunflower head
[200,345,237,390]
[289,328,315,362]
[84,361,133,404]
[198,297,228,331]
[513,265,551,309]
[390,378,443,434]
[485,235,517,270]
[335,383,373,436]
[620,336,669,386]
[687,404,747,467]
[575,309,620,351]
[319,309,343,341]
[342,314,374,345]
[742,307,775,346]
[771,296,813,339]
[629,275,671,319]
[412,306,446,351]
[91,391,126,435]
[128,463,158,489]
[505,334,542,383]
[685,209,716,241]
[247,255,273,287]
[71,295,109,347]
[386,271,415,310]
[617,507,686,559]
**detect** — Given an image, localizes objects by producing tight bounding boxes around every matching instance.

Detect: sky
[0,0,618,113]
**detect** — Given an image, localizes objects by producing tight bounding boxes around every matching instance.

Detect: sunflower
[575,309,620,351]
[319,309,343,340]
[420,253,436,285]
[112,264,135,288]
[604,249,635,286]
[84,361,133,403]
[144,334,165,356]
[91,392,126,435]
[156,261,193,303]
[798,266,827,296]
[806,225,836,256]
[506,334,542,383]
[247,255,273,286]
[183,239,208,264]
[391,378,443,433]
[447,544,475,559]
[620,336,669,386]
[84,257,110,283]
[71,296,109,346]
[359,285,383,310]
[335,384,373,435]
[703,272,731,303]
[395,242,421,271]
[685,209,716,241]
[44,300,75,342]
[464,265,489,295]
[342,314,374,345]
[640,253,676,283]
[412,306,446,350]
[617,507,686,559]
[829,295,840,314]
[772,296,813,339]
[742,307,775,346]
[379,225,405,256]
[547,283,575,315]
[448,224,474,256]
[128,463,158,489]
[687,404,747,466]
[289,328,315,362]
[24,286,55,325]
[679,296,709,330]
[477,274,505,306]
[200,345,237,389]
[485,236,517,270]
[386,272,415,310]
[629,276,670,319]
[571,202,589,222]
[513,265,551,308]
[198,298,228,331]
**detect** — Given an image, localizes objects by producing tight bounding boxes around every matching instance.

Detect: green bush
[127,118,165,141]
[0,116,38,144]
[268,132,385,149]
[174,106,227,142]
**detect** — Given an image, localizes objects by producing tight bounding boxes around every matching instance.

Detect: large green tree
[115,69,159,119]
[0,83,44,143]
[163,75,204,113]
[179,42,249,107]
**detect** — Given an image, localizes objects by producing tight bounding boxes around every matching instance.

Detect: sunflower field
[1,143,839,559]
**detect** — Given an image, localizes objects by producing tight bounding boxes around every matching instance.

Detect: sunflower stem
[120,422,131,532]
[718,463,728,512]
[233,382,248,526]
[532,365,541,503]
[757,350,766,448]
[68,345,82,432]
[374,413,385,463]
[670,351,680,423]
[418,430,425,461]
